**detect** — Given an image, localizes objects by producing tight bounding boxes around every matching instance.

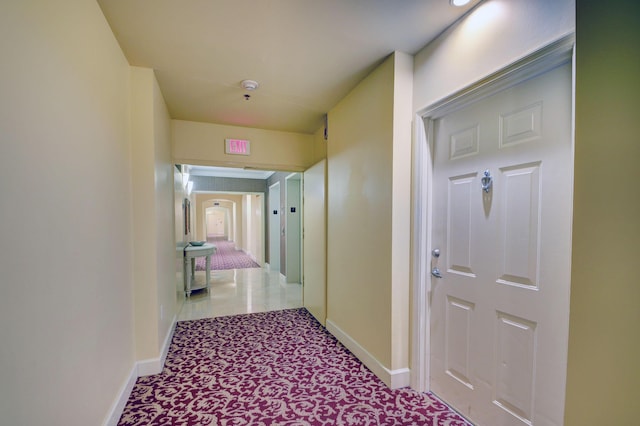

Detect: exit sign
[225,138,251,156]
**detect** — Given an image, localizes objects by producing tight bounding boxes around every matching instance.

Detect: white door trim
[410,33,575,393]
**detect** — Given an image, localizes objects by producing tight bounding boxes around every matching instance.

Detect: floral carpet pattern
[195,237,260,271]
[118,308,470,425]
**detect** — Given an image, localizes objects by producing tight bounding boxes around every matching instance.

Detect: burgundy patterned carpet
[118,308,470,425]
[195,237,260,271]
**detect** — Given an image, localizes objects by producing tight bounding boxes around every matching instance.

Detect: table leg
[205,255,211,292]
[191,257,196,287]
[184,256,191,297]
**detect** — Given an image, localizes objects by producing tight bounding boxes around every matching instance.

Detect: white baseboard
[326,319,411,390]
[103,365,137,426]
[138,315,177,376]
[103,315,177,425]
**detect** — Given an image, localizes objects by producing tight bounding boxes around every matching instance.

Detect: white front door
[430,63,573,426]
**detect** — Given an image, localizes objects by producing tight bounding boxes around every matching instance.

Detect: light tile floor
[178,267,303,321]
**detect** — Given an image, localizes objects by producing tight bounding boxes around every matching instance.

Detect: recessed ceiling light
[450,0,471,6]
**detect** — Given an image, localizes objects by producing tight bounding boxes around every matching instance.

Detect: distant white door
[430,63,573,426]
[303,160,326,325]
[206,207,228,238]
[268,182,281,272]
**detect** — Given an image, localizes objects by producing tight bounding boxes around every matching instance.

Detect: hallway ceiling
[189,165,275,180]
[98,0,479,135]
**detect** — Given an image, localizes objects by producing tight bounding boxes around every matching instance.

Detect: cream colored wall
[250,194,264,264]
[564,1,640,424]
[238,193,265,264]
[243,195,251,254]
[413,0,575,111]
[131,67,159,360]
[391,52,413,370]
[327,52,412,375]
[152,72,177,350]
[131,66,176,362]
[0,1,135,425]
[174,168,187,305]
[172,119,316,171]
[311,125,328,164]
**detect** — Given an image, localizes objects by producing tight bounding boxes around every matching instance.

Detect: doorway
[412,38,575,426]
[205,206,229,238]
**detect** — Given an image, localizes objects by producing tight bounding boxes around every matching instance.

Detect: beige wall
[174,168,187,304]
[391,52,413,369]
[172,119,316,171]
[131,67,157,360]
[413,0,575,111]
[131,67,177,361]
[311,125,328,164]
[565,1,640,424]
[242,193,265,265]
[326,52,413,381]
[250,194,264,264]
[0,1,135,424]
[152,72,178,351]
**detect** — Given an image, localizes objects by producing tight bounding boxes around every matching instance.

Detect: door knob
[431,267,443,278]
[481,169,493,193]
[432,248,440,258]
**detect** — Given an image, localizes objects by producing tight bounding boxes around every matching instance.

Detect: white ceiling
[98,0,480,136]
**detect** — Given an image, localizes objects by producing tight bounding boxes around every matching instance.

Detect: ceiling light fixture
[240,79,259,91]
[450,0,471,6]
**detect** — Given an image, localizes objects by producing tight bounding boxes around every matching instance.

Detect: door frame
[410,34,576,392]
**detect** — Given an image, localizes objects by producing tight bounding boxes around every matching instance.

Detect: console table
[183,243,216,297]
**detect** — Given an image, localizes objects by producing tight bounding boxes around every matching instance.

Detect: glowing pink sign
[225,138,251,155]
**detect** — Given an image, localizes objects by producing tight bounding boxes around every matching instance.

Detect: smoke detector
[240,79,259,91]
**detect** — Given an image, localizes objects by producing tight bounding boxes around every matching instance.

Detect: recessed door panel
[450,125,480,160]
[445,296,475,389]
[500,102,543,148]
[497,163,541,289]
[494,311,537,424]
[447,174,477,277]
